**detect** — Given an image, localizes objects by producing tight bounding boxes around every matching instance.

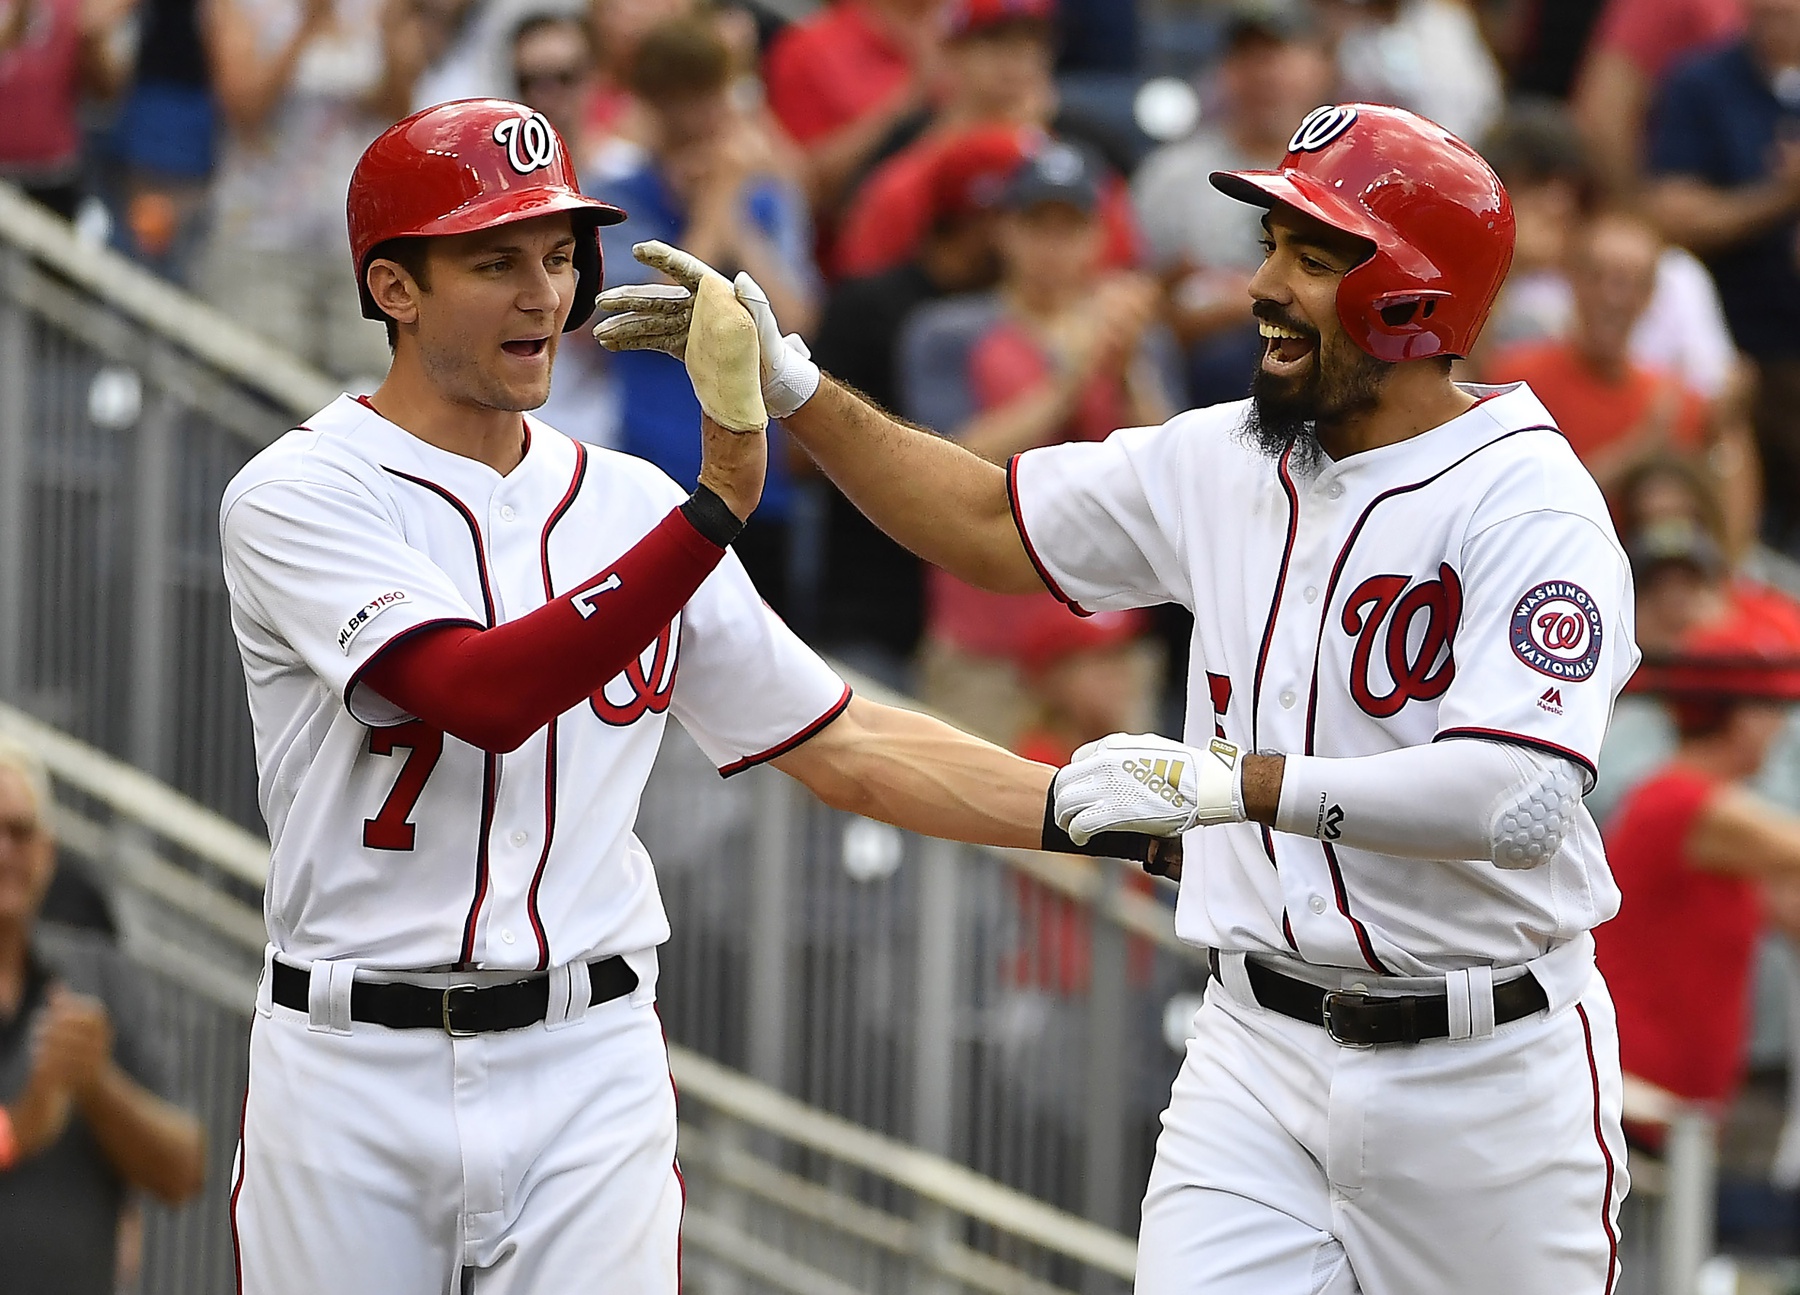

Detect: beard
[1240,319,1393,466]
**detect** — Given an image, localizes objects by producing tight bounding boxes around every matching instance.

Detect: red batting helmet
[1210,103,1514,362]
[347,99,627,333]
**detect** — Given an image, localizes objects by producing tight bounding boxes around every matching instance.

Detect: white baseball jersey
[1010,382,1638,976]
[221,394,849,972]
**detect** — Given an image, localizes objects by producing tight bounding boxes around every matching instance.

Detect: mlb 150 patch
[1510,581,1602,680]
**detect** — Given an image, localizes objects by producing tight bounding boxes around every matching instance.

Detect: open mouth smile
[501,337,550,359]
[1259,319,1317,378]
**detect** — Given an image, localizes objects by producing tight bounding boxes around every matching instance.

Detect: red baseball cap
[1631,593,1800,701]
[925,124,1040,224]
[946,0,1056,39]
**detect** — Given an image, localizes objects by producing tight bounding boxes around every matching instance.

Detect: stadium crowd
[19,0,1800,1276]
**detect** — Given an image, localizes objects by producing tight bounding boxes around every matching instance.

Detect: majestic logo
[493,111,558,175]
[1537,687,1564,715]
[1123,757,1190,810]
[591,618,679,726]
[1341,564,1462,718]
[1510,581,1603,681]
[1289,105,1358,153]
[338,590,410,653]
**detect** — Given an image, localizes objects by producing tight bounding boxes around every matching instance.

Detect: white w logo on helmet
[1289,104,1358,153]
[493,112,558,175]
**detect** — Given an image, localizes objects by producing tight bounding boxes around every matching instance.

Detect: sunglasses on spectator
[517,66,586,90]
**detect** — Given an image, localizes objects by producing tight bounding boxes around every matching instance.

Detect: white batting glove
[592,242,820,419]
[731,271,820,419]
[1053,733,1246,847]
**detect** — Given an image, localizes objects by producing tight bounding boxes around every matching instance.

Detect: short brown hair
[367,236,432,348]
[627,16,731,100]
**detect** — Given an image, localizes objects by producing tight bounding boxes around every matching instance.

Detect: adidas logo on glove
[1123,758,1191,810]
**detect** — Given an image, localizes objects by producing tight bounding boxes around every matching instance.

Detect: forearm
[775,699,1051,848]
[1650,177,1798,255]
[77,1065,205,1202]
[1264,739,1584,868]
[784,378,1042,593]
[1688,785,1800,877]
[801,95,917,211]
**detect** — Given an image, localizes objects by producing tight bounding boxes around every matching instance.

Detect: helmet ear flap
[1338,251,1460,362]
[563,222,603,333]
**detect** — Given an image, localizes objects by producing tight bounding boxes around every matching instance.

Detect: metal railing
[0,179,1717,1293]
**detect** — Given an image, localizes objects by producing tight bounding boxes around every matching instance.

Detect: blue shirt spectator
[1648,38,1800,360]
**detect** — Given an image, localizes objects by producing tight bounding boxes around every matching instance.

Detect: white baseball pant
[230,951,683,1295]
[1137,949,1628,1294]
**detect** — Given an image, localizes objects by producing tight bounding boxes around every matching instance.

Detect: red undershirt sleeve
[359,506,727,752]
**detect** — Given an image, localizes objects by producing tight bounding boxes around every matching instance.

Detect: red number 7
[363,721,444,851]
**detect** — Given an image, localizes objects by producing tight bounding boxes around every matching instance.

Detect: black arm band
[1040,786,1164,866]
[681,484,747,549]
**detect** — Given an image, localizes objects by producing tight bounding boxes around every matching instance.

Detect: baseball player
[219,98,1168,1295]
[599,103,1638,1293]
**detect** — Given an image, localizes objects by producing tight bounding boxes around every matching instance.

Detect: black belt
[271,956,637,1036]
[1209,950,1548,1046]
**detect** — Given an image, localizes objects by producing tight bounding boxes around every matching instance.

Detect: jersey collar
[1299,382,1555,493]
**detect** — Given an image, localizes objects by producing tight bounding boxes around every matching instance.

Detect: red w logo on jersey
[1341,564,1462,718]
[590,619,679,726]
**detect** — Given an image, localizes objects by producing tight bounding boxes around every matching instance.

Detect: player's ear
[367,259,423,328]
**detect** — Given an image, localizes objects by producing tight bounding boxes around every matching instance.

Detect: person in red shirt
[1009,602,1156,997]
[1486,209,1712,491]
[832,0,1143,278]
[0,0,133,217]
[1598,602,1800,1142]
[763,0,947,211]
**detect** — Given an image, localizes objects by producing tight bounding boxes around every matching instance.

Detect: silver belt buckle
[442,983,480,1037]
[1321,989,1376,1048]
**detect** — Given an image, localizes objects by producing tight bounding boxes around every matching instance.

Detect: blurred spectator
[899,145,1174,740]
[1630,515,1732,654]
[1132,0,1335,406]
[1321,0,1504,144]
[578,0,691,149]
[1005,604,1157,1014]
[0,0,135,219]
[411,0,544,109]
[114,0,217,274]
[1495,0,1609,98]
[199,0,414,380]
[1597,602,1800,1141]
[600,14,819,608]
[1647,0,1800,557]
[1572,0,1744,198]
[807,127,1026,679]
[0,738,205,1295]
[1485,210,1712,491]
[834,1,1143,280]
[1479,100,1741,401]
[859,0,1138,185]
[763,0,946,212]
[513,8,623,449]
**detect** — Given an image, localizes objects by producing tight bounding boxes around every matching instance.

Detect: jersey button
[1326,482,1344,500]
[501,928,516,945]
[1304,586,1319,603]
[511,830,528,846]
[1279,690,1296,709]
[1308,894,1327,914]
[500,505,517,521]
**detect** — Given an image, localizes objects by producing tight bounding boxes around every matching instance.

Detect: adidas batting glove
[1053,733,1245,847]
[732,271,820,420]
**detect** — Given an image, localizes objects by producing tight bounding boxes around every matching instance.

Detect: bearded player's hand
[1053,732,1246,846]
[594,241,820,418]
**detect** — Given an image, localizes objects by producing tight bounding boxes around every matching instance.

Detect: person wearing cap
[807,125,1028,682]
[1132,0,1337,405]
[832,0,1143,279]
[899,143,1173,742]
[1597,604,1800,1143]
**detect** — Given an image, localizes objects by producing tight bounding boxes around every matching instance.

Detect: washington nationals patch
[1510,581,1603,680]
